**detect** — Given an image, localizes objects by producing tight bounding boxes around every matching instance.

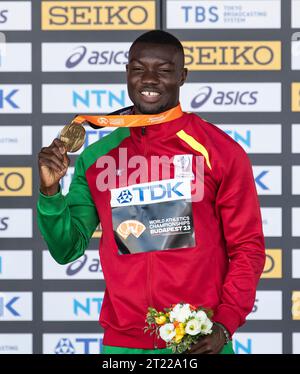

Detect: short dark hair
[130,30,184,62]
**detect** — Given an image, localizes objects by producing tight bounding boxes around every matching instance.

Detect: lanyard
[72,104,183,128]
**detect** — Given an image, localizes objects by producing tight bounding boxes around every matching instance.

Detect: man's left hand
[186,323,226,354]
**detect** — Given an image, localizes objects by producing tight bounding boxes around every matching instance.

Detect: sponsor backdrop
[0,0,299,354]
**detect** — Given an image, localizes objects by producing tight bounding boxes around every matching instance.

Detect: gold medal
[59,121,86,153]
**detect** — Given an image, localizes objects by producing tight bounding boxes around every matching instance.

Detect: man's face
[126,42,187,114]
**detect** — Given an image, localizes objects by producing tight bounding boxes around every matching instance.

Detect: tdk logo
[117,190,133,204]
[132,181,184,201]
[111,179,191,208]
[0,89,19,109]
[54,337,103,354]
[55,338,75,354]
[255,170,269,191]
[0,296,20,317]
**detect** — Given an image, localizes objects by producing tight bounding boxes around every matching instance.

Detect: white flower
[159,323,176,342]
[201,319,213,335]
[185,319,202,336]
[195,310,207,322]
[169,304,192,323]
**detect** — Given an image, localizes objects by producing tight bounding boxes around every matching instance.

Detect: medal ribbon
[72,104,183,128]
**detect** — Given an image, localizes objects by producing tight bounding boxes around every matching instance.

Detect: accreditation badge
[110,178,195,255]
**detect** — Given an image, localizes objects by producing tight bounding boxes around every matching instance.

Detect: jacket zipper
[142,126,155,347]
[141,126,147,156]
[147,252,157,348]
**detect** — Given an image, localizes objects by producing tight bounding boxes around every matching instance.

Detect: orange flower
[189,304,197,311]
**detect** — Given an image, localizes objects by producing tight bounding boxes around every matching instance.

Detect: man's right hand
[38,138,70,196]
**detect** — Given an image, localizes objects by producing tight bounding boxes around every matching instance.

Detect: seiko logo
[0,172,25,192]
[42,2,154,29]
[0,168,32,196]
[191,86,257,108]
[49,6,148,25]
[184,44,278,67]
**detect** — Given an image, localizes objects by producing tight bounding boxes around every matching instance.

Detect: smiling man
[126,34,187,115]
[37,30,265,355]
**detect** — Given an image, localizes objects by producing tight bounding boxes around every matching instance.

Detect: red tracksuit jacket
[37,108,266,349]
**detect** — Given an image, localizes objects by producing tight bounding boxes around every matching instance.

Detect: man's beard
[135,102,167,115]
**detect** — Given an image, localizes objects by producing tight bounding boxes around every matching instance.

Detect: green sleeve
[37,155,99,264]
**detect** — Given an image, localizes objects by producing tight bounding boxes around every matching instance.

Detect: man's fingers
[39,158,64,174]
[63,153,70,168]
[187,339,209,354]
[188,346,212,354]
[51,146,65,162]
[39,152,65,172]
[53,138,66,154]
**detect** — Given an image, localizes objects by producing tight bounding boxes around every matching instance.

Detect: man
[37,30,265,354]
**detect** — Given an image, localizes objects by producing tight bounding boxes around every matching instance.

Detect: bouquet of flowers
[144,303,214,354]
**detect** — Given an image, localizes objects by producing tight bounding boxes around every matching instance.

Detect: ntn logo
[73,297,103,315]
[73,90,126,108]
[224,129,251,147]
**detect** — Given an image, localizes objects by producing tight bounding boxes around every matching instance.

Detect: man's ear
[126,64,129,72]
[180,68,188,86]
